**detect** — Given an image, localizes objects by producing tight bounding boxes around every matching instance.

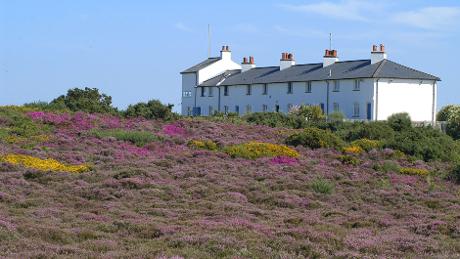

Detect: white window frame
[353,102,360,117]
[262,104,268,112]
[305,82,312,93]
[333,102,340,112]
[287,82,293,94]
[353,80,360,91]
[208,87,213,97]
[333,80,340,92]
[224,86,229,96]
[246,105,252,114]
[246,85,252,95]
[262,84,268,95]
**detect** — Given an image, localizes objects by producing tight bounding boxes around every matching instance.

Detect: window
[246,105,252,114]
[287,103,293,111]
[182,91,192,97]
[275,105,280,113]
[208,87,213,97]
[246,85,252,95]
[353,80,360,91]
[287,82,293,94]
[208,106,214,115]
[224,86,229,96]
[200,87,205,97]
[224,105,229,114]
[305,82,312,93]
[262,104,268,112]
[333,80,340,92]
[186,106,192,116]
[333,102,340,112]
[235,105,239,115]
[262,84,268,95]
[353,102,360,117]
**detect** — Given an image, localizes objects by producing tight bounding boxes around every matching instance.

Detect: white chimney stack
[241,56,256,72]
[280,52,295,70]
[323,49,339,67]
[371,44,387,64]
[220,45,231,60]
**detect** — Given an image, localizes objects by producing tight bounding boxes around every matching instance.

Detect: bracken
[0,154,91,173]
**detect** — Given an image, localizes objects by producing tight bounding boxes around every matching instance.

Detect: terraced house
[181,45,440,122]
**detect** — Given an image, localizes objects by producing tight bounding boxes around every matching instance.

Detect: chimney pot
[242,57,248,64]
[372,45,378,52]
[249,56,254,64]
[288,53,293,60]
[380,44,385,52]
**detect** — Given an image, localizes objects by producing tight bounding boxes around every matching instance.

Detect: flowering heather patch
[0,108,460,258]
[269,156,298,165]
[162,123,187,137]
[224,141,299,159]
[0,154,91,173]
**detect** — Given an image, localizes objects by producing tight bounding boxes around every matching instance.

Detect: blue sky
[1,0,459,111]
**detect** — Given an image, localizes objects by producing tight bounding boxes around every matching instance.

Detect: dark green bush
[387,113,411,131]
[124,100,175,120]
[437,105,456,121]
[448,164,460,184]
[51,87,117,114]
[385,126,460,161]
[336,121,395,142]
[24,101,69,112]
[373,161,400,173]
[244,112,305,128]
[337,155,360,165]
[285,127,344,149]
[289,105,325,122]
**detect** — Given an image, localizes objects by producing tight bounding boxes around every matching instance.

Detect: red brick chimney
[280,52,295,70]
[323,49,338,67]
[242,56,256,72]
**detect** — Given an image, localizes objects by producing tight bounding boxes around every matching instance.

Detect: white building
[181,45,440,122]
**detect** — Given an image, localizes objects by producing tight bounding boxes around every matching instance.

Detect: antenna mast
[208,24,211,58]
[329,32,332,50]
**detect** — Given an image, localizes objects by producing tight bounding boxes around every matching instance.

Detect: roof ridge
[372,59,386,77]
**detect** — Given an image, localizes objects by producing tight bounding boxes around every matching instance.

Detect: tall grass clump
[90,129,159,147]
[311,178,334,194]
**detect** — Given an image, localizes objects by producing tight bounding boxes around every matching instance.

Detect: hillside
[0,107,459,258]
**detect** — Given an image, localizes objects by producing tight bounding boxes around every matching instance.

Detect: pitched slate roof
[199,59,440,86]
[181,57,220,74]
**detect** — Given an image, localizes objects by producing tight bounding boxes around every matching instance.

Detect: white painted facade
[181,45,439,122]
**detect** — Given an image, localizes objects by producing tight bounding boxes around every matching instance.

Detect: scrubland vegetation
[0,88,459,258]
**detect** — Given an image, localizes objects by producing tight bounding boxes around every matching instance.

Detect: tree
[289,105,325,122]
[387,113,411,131]
[51,87,116,114]
[125,100,174,120]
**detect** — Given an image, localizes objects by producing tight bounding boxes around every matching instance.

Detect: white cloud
[279,0,379,22]
[392,7,460,30]
[174,22,193,32]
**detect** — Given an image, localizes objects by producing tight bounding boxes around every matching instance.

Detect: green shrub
[385,126,460,161]
[337,155,360,165]
[328,111,345,122]
[351,138,382,152]
[311,178,334,194]
[285,127,344,149]
[289,105,325,122]
[448,164,460,184]
[336,121,395,142]
[387,113,411,131]
[187,139,218,151]
[125,100,175,120]
[437,105,457,121]
[51,87,117,114]
[244,112,305,128]
[373,161,400,173]
[24,101,69,112]
[91,129,159,147]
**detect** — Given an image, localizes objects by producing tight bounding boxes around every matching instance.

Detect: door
[193,107,201,116]
[366,103,372,120]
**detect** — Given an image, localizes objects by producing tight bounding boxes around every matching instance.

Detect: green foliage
[328,111,345,122]
[24,101,69,112]
[387,113,411,131]
[244,112,305,129]
[448,164,460,184]
[399,167,430,176]
[336,121,394,142]
[125,100,175,120]
[311,178,334,194]
[337,155,360,165]
[285,127,344,149]
[373,161,400,173]
[290,105,325,122]
[385,126,460,161]
[437,105,456,121]
[51,87,117,114]
[90,129,159,147]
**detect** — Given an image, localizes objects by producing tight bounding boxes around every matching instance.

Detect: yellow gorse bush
[343,145,363,154]
[351,138,382,152]
[0,154,91,173]
[3,134,50,144]
[187,139,218,151]
[224,141,299,159]
[399,167,429,176]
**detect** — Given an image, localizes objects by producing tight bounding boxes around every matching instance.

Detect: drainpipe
[375,79,380,121]
[326,81,330,118]
[432,80,436,124]
[218,86,221,112]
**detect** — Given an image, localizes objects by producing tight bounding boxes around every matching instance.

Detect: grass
[311,178,334,194]
[90,129,159,147]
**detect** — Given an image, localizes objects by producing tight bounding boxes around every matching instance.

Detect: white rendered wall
[197,58,241,84]
[375,79,436,122]
[328,79,374,120]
